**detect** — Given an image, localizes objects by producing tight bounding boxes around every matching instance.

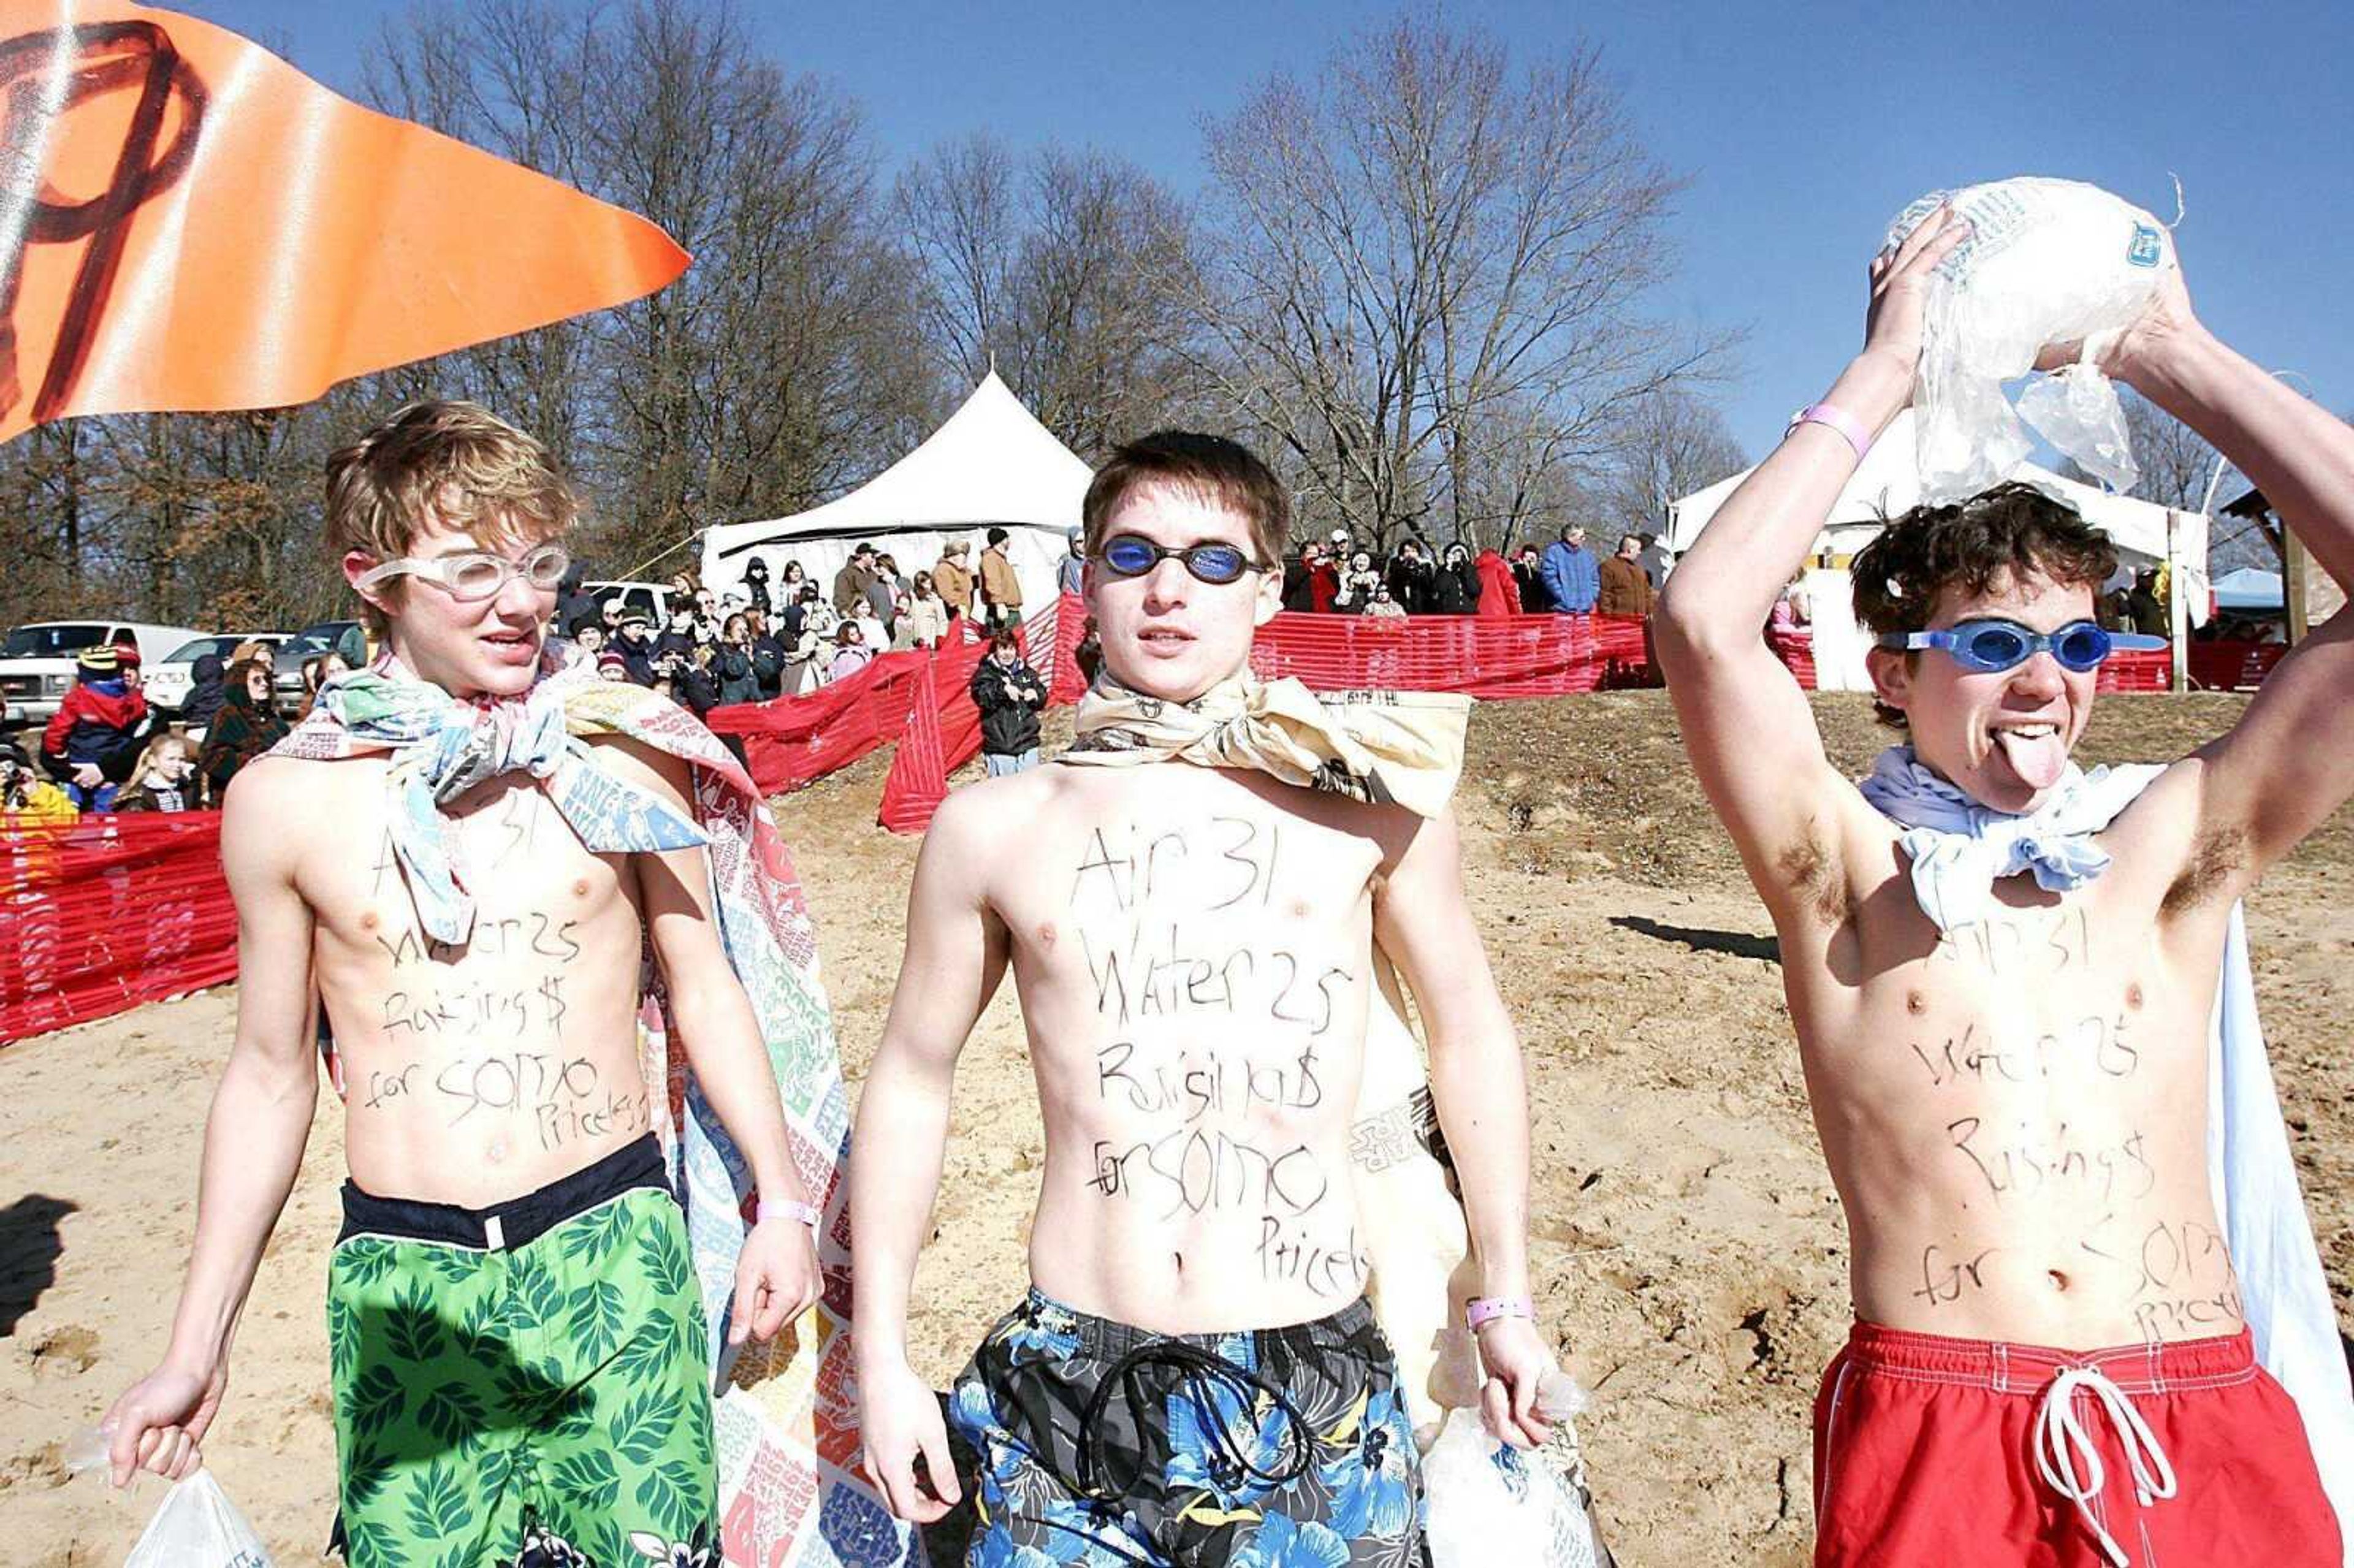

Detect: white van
[1,620,211,726]
[145,631,294,717]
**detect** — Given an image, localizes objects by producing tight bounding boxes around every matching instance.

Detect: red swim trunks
[1812,1320,2341,1567]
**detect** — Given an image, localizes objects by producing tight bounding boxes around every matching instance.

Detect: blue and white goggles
[1879,617,2166,674]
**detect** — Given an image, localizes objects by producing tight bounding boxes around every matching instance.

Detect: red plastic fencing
[709,607,1055,800]
[1,812,238,1043]
[2185,639,2287,693]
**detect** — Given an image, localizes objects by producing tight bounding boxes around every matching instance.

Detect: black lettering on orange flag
[0,1,688,444]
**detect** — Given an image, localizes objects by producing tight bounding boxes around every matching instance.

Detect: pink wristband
[756,1198,821,1229]
[1786,402,1873,463]
[1465,1295,1536,1334]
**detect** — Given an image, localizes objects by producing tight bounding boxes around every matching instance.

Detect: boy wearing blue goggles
[1878,617,2168,674]
[1655,204,2354,1566]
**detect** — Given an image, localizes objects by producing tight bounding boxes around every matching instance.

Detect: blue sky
[183,0,2354,462]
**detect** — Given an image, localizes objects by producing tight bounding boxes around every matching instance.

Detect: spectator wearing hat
[743,555,775,614]
[1307,542,1341,612]
[41,642,148,809]
[180,652,230,737]
[1431,542,1482,614]
[613,609,660,685]
[834,541,880,617]
[1332,549,1382,614]
[1384,538,1438,614]
[196,658,287,805]
[934,539,975,622]
[1512,542,1556,612]
[1057,527,1086,597]
[979,525,1023,632]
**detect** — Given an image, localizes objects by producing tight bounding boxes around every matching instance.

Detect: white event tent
[699,372,1091,615]
[1664,411,2210,691]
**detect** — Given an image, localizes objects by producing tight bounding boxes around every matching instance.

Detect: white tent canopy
[1664,411,2194,565]
[1665,410,2210,691]
[699,372,1091,614]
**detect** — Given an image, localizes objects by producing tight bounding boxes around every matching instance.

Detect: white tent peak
[742,371,1091,542]
[699,373,1092,611]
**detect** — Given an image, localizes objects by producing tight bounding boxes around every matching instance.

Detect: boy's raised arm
[2101,291,2354,888]
[1656,209,1967,892]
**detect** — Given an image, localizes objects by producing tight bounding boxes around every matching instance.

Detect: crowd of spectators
[4,518,1689,828]
[1278,523,1673,619]
[554,527,1053,753]
[0,636,327,824]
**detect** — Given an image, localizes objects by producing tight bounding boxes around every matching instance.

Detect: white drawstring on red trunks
[2033,1365,2179,1567]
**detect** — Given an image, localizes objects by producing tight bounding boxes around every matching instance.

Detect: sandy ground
[4,691,2348,1566]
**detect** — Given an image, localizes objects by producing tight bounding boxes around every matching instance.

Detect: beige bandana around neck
[1060,669,1471,818]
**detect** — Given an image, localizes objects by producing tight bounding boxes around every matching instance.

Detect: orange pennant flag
[0,1,690,442]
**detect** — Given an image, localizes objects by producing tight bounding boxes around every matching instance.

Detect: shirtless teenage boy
[853,433,1551,1566]
[103,403,826,1566]
[1656,211,2350,1564]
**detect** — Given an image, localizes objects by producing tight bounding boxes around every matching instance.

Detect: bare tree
[898,139,1201,458]
[362,0,938,569]
[1600,387,1746,542]
[896,133,1020,384]
[1184,19,1731,550]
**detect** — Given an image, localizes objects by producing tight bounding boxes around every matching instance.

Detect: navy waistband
[1025,1285,1377,1363]
[337,1133,669,1252]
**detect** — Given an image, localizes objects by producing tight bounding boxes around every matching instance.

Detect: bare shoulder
[219,755,353,891]
[923,764,1068,870]
[220,754,337,847]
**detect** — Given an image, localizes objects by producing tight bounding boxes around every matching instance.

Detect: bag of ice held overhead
[1884,177,2179,503]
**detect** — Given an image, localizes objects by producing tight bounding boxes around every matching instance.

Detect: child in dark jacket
[42,644,148,809]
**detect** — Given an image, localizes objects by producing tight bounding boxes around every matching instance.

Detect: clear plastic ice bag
[1422,1388,1614,1568]
[122,1471,275,1568]
[1886,177,2177,502]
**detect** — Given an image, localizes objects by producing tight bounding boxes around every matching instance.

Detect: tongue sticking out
[1994,728,2068,791]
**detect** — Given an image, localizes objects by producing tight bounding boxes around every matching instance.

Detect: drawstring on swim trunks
[1017,1337,1315,1566]
[2033,1365,2179,1568]
[1076,1338,1315,1503]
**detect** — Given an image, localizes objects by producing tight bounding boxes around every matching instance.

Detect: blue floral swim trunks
[947,1288,1428,1567]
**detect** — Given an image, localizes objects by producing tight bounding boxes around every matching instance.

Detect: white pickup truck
[1,620,210,728]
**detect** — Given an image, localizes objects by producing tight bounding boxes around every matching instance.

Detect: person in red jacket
[41,642,148,809]
[1475,547,1523,617]
[1309,542,1342,612]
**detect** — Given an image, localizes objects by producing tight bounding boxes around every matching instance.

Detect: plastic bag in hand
[123,1471,275,1568]
[1886,177,2177,502]
[1422,1394,1615,1568]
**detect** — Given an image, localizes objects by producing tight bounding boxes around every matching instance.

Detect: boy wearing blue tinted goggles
[1656,207,2354,1565]
[855,432,1553,1566]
